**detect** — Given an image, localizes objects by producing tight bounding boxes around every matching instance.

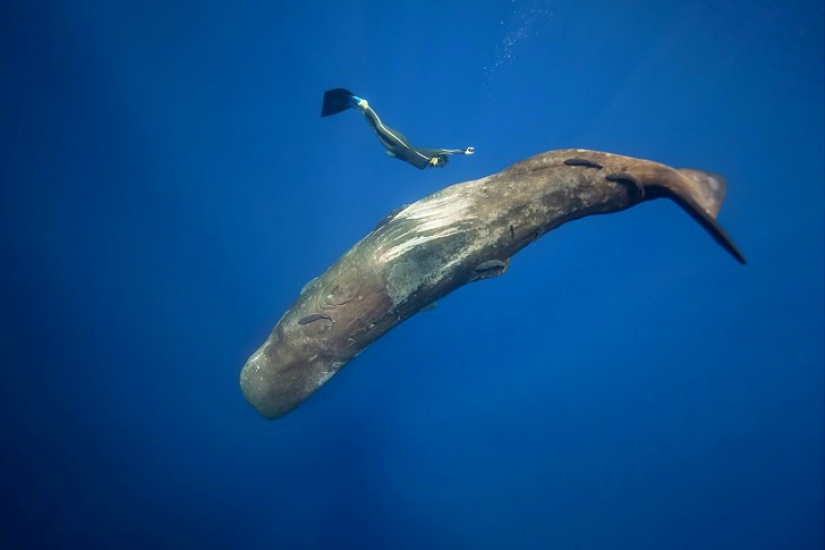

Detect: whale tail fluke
[321,88,356,117]
[677,169,727,219]
[649,168,746,265]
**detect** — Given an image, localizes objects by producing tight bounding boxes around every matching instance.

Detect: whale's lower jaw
[240,149,744,419]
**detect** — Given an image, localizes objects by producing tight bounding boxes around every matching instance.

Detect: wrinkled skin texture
[240,149,744,419]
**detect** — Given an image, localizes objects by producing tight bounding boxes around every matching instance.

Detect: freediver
[321,88,474,170]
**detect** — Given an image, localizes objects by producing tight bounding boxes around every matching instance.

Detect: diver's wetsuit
[356,99,470,170]
[321,88,473,170]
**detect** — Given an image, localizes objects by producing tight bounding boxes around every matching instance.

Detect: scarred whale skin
[240,149,745,419]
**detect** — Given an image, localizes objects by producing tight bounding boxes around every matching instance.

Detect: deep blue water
[2,1,823,548]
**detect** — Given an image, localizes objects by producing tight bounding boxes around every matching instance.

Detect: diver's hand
[465,147,475,155]
[356,99,369,110]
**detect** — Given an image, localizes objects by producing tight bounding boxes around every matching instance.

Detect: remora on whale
[240,149,745,419]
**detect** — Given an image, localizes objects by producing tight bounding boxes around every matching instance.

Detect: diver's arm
[435,146,475,156]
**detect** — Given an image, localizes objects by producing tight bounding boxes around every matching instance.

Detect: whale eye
[320,266,362,308]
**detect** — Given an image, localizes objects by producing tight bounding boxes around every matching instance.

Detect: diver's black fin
[321,88,355,117]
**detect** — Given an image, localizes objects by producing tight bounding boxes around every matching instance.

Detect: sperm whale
[240,149,745,419]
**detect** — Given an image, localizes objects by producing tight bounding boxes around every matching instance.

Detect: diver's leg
[359,104,410,154]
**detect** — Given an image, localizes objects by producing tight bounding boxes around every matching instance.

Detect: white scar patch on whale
[377,192,476,263]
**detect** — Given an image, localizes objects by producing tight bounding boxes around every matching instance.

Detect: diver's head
[429,154,449,168]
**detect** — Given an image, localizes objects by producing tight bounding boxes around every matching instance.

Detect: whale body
[240,149,745,419]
